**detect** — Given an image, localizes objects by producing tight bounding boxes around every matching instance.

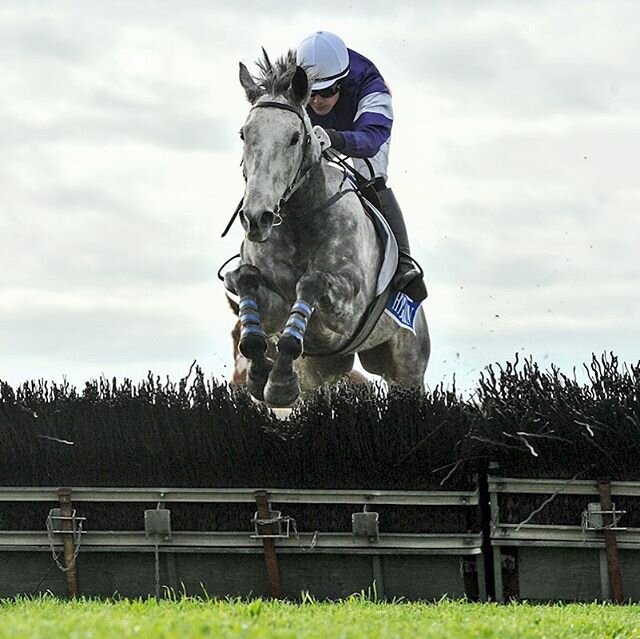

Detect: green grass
[1,596,640,639]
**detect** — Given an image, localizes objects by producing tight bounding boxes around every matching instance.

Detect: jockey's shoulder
[346,48,390,97]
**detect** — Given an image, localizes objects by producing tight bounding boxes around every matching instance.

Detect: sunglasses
[311,81,342,99]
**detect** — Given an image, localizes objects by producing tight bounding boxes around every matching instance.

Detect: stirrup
[393,271,428,303]
[393,255,428,303]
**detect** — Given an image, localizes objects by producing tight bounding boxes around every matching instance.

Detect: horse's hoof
[264,376,300,408]
[248,387,265,402]
[247,360,272,401]
[240,333,267,359]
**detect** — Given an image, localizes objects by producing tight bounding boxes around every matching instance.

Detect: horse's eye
[239,128,245,141]
[289,131,300,146]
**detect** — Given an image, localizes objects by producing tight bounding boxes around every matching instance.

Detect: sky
[1,0,638,394]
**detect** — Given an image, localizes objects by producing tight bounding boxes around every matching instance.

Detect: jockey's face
[308,89,340,116]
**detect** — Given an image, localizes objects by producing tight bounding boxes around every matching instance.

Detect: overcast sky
[1,1,638,393]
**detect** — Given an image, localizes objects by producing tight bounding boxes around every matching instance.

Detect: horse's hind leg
[359,311,431,389]
[224,264,272,400]
[296,353,356,395]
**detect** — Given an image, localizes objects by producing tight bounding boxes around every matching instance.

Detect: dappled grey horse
[224,51,430,407]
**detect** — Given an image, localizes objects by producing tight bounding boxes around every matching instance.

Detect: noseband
[250,101,315,219]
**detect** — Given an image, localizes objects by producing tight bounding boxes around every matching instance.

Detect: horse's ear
[239,62,264,104]
[289,65,310,105]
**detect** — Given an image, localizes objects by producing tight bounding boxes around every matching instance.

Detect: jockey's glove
[313,126,345,152]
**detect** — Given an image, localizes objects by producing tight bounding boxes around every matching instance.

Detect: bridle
[249,100,316,220]
[220,98,357,238]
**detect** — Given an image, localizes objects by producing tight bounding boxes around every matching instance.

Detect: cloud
[375,2,640,119]
[0,1,638,392]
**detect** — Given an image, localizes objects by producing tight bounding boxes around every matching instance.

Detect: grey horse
[224,50,430,407]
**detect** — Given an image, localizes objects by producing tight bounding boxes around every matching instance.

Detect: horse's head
[238,50,322,243]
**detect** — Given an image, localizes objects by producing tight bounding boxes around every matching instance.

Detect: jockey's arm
[334,91,393,158]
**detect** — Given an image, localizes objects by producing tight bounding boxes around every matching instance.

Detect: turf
[0,597,639,639]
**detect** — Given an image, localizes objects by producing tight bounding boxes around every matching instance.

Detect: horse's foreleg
[263,300,311,406]
[264,273,330,407]
[225,264,273,400]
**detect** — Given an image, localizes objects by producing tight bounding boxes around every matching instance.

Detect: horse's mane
[254,48,315,96]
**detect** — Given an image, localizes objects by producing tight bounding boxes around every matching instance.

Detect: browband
[252,101,305,123]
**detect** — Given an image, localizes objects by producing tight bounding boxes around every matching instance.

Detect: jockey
[296,30,427,303]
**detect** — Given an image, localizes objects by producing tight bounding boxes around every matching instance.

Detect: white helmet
[296,31,350,90]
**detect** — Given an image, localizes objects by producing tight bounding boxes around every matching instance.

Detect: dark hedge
[0,371,475,490]
[1,353,638,488]
[0,353,638,531]
[473,352,640,481]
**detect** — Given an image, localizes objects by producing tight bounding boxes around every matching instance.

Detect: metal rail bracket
[145,508,172,541]
[352,511,379,542]
[251,509,291,539]
[582,502,627,531]
[46,508,87,537]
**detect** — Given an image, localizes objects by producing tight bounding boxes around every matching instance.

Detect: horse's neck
[285,160,329,218]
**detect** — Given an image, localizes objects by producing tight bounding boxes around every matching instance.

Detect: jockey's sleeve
[340,91,393,158]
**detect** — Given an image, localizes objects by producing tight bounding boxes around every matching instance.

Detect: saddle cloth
[357,196,398,296]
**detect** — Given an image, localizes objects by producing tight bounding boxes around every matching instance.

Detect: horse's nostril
[241,210,273,241]
[259,210,274,231]
[259,211,273,229]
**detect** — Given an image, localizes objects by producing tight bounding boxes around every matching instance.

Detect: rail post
[57,487,79,598]
[254,491,283,599]
[598,480,624,603]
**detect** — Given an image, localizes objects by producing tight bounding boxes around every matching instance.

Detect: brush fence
[0,486,483,601]
[489,476,640,602]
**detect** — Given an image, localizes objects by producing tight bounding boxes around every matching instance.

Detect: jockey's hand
[313,126,345,152]
[313,125,332,150]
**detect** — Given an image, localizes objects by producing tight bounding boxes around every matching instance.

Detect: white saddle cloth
[359,198,398,297]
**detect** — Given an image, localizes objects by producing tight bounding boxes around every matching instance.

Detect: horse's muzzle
[240,209,274,243]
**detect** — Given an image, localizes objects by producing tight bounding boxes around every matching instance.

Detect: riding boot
[377,186,428,303]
